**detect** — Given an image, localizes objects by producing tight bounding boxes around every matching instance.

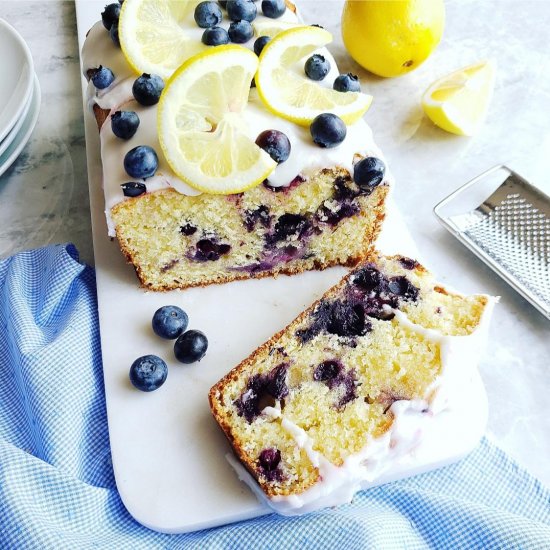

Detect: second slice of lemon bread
[209,255,493,513]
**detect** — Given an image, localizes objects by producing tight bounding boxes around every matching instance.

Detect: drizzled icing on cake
[226,299,496,515]
[81,14,389,236]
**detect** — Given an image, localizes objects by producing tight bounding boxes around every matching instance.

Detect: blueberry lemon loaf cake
[82,1,389,290]
[209,255,494,514]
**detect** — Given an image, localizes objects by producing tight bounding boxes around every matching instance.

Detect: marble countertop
[1,0,549,488]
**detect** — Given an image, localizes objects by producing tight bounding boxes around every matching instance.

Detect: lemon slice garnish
[119,0,207,79]
[422,61,496,136]
[158,46,276,194]
[256,26,373,126]
[252,20,299,39]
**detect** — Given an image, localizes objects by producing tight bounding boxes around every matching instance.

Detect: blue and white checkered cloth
[1,244,549,549]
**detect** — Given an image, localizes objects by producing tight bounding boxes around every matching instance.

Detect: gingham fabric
[1,244,549,549]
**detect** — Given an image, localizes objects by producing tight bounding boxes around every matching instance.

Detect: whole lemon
[341,0,445,78]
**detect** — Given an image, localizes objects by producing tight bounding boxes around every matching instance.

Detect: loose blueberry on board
[91,66,115,89]
[152,305,189,339]
[254,35,270,56]
[304,54,331,81]
[255,130,291,163]
[353,157,385,191]
[227,0,257,22]
[202,26,230,45]
[262,0,286,18]
[124,146,159,179]
[194,1,223,28]
[228,20,254,43]
[310,113,347,148]
[333,73,361,92]
[111,111,140,140]
[110,22,120,46]
[132,74,165,106]
[174,330,209,363]
[129,355,168,392]
[121,182,146,197]
[101,3,121,30]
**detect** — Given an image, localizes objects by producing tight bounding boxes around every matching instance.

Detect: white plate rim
[0,74,41,179]
[0,18,35,143]
[0,78,34,158]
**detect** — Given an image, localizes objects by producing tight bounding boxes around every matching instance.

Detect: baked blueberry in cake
[81,0,389,290]
[209,255,494,514]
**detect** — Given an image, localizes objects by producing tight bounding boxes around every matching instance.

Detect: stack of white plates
[0,18,41,178]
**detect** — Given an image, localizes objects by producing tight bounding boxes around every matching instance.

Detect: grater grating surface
[434,166,550,320]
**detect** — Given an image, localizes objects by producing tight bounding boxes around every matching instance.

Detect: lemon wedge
[256,26,373,126]
[158,46,276,194]
[422,61,496,136]
[119,0,207,79]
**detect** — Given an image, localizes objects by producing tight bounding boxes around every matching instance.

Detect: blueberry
[254,35,270,56]
[353,265,384,292]
[258,448,283,480]
[121,182,146,197]
[387,276,419,302]
[129,355,168,392]
[101,3,120,30]
[398,257,418,270]
[91,66,115,89]
[304,54,330,81]
[310,113,347,148]
[111,110,140,139]
[262,0,286,18]
[353,157,385,191]
[228,20,254,43]
[152,305,189,339]
[255,130,291,163]
[110,22,120,46]
[259,448,281,471]
[202,26,230,45]
[333,73,361,92]
[174,330,209,363]
[227,0,257,22]
[272,213,310,241]
[194,1,223,28]
[180,223,197,236]
[132,73,164,106]
[124,146,158,179]
[313,360,342,382]
[194,239,231,261]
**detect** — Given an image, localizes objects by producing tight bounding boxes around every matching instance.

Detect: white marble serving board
[76,0,487,534]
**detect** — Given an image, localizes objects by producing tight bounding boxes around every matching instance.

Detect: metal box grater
[434,165,550,320]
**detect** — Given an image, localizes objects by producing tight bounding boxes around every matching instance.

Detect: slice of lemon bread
[209,255,493,513]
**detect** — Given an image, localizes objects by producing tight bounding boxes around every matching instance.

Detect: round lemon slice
[158,46,276,194]
[252,20,299,39]
[119,0,207,79]
[422,61,496,136]
[256,26,373,126]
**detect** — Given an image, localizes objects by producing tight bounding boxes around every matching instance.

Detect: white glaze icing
[81,9,389,235]
[227,298,496,516]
